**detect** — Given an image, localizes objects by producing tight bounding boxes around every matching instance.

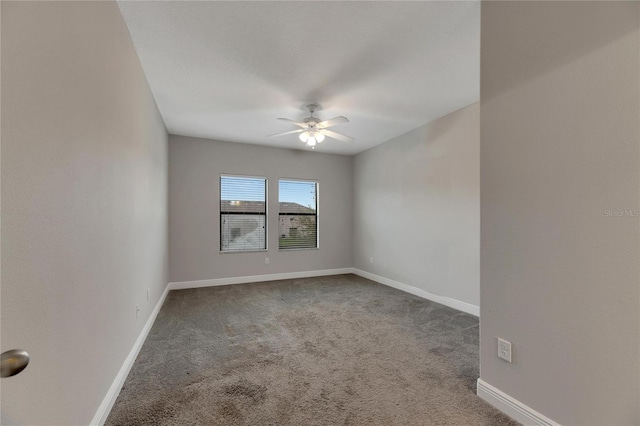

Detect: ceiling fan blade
[268,128,305,138]
[277,118,308,128]
[317,116,349,128]
[321,129,354,143]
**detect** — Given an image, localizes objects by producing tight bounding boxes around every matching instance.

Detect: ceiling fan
[269,104,354,148]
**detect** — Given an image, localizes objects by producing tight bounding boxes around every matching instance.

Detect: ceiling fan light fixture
[300,130,323,146]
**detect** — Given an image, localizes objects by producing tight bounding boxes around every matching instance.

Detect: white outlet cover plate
[498,337,512,363]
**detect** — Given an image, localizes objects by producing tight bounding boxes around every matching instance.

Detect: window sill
[220,249,268,254]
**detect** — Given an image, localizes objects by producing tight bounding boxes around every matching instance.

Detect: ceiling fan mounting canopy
[269,104,354,148]
[306,104,318,115]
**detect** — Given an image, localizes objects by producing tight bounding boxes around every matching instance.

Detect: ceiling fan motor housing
[304,104,320,126]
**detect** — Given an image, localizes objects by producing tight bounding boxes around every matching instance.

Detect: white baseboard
[351,268,479,317]
[90,284,171,426]
[477,379,560,426]
[169,268,353,290]
[171,268,479,317]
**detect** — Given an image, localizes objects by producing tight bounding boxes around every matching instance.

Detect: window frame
[219,174,268,253]
[278,178,319,251]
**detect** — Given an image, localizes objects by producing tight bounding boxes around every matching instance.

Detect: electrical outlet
[498,337,512,363]
[265,257,269,264]
[370,257,374,264]
[136,303,140,318]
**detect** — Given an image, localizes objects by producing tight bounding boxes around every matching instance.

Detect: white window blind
[220,175,267,252]
[278,180,318,250]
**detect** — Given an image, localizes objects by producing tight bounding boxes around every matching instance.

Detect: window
[220,175,267,252]
[279,179,318,250]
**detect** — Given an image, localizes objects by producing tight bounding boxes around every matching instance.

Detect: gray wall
[168,135,353,282]
[480,2,639,424]
[1,2,168,424]
[353,103,480,307]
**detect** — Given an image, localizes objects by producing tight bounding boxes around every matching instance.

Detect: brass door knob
[1,349,30,378]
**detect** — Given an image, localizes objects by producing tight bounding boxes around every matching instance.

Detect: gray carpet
[106,274,519,425]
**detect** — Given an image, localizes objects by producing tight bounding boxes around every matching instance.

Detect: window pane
[279,180,317,249]
[220,176,266,252]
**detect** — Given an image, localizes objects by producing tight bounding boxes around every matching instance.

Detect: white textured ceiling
[117,1,479,155]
